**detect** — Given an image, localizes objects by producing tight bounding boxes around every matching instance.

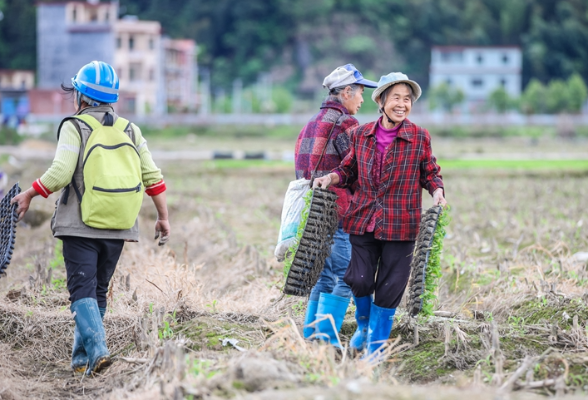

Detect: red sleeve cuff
[333,170,344,187]
[145,180,166,196]
[32,179,52,198]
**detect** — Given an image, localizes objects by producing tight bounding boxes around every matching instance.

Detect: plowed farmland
[1,135,588,399]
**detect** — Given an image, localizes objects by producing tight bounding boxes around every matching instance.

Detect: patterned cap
[323,64,378,90]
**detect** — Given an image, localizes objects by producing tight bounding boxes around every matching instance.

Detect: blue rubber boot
[71,307,107,373]
[71,298,111,375]
[314,293,350,347]
[349,295,372,352]
[71,325,88,373]
[303,300,319,338]
[366,303,396,362]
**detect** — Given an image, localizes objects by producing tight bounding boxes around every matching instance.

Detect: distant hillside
[1,0,587,93]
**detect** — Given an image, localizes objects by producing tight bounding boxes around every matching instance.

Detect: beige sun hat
[371,72,422,103]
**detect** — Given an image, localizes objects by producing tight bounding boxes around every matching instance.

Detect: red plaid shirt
[334,118,444,241]
[295,101,358,220]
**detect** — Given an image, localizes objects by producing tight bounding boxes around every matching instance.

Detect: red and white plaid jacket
[334,118,443,241]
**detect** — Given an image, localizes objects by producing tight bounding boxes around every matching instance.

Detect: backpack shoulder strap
[72,114,102,131]
[113,116,130,132]
[57,116,83,140]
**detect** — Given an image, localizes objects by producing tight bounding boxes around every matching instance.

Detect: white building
[429,46,522,111]
[113,16,164,115]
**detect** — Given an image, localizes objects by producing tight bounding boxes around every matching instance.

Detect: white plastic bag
[274,178,311,261]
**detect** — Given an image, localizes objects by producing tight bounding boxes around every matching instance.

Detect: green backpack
[67,114,143,230]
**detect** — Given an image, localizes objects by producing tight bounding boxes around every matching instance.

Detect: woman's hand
[154,219,171,246]
[433,188,447,207]
[312,173,339,189]
[151,192,170,246]
[10,188,38,222]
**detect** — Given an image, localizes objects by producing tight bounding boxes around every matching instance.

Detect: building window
[129,63,141,82]
[21,80,26,89]
[72,8,77,22]
[500,78,507,87]
[472,78,483,87]
[90,11,98,22]
[502,54,509,64]
[446,78,452,86]
[129,36,135,51]
[476,54,483,64]
[149,38,155,50]
[149,68,155,81]
[116,36,122,49]
[441,51,463,63]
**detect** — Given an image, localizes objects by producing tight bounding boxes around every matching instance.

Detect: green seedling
[420,205,451,317]
[206,299,218,313]
[283,189,312,278]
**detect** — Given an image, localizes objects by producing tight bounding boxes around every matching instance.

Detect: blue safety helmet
[71,61,119,104]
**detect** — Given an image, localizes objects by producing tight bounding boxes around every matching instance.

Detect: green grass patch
[512,297,588,330]
[440,159,588,170]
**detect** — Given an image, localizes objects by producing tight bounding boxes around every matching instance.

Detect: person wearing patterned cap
[313,72,446,360]
[11,61,170,376]
[295,64,377,347]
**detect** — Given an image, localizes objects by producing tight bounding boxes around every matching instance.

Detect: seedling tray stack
[0,183,21,278]
[283,188,339,296]
[407,205,446,316]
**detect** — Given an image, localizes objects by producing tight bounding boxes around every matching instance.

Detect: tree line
[1,0,587,102]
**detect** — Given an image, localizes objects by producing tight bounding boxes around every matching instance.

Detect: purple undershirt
[365,118,401,232]
[376,117,401,154]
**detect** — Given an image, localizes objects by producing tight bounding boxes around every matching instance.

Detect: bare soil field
[1,137,588,399]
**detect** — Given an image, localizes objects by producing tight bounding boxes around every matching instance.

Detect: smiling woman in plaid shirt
[313,72,446,359]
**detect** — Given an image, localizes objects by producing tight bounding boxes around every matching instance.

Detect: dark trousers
[343,232,415,309]
[61,236,124,308]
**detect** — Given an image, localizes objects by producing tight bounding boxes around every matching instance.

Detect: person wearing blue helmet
[12,61,171,376]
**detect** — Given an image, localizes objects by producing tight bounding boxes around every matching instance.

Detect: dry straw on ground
[1,156,588,398]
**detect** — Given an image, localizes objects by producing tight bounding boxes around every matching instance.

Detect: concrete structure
[35,0,197,116]
[163,38,197,112]
[113,16,163,115]
[429,46,522,111]
[37,1,116,89]
[0,70,35,91]
[0,70,35,125]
